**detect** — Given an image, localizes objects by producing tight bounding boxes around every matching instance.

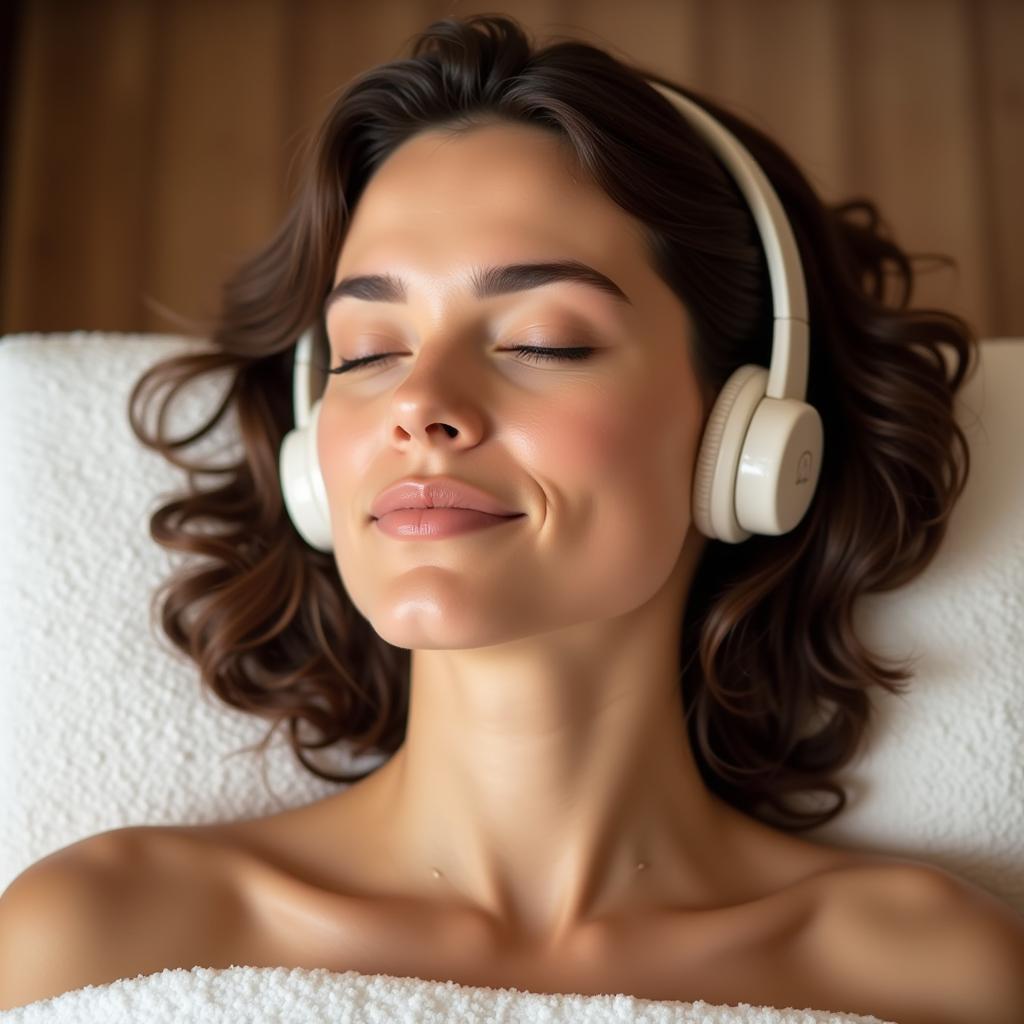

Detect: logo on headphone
[796,450,812,485]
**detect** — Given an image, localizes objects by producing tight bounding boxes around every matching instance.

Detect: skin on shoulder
[2,824,1021,1021]
[0,826,247,1012]
[0,832,123,1011]
[814,861,1024,1024]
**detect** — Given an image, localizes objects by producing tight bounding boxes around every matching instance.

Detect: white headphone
[278,79,824,553]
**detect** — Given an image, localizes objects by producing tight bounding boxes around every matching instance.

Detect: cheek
[315,400,377,516]
[550,372,698,565]
[527,382,686,508]
[516,383,694,623]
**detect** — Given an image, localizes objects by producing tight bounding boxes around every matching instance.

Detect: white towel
[0,964,896,1023]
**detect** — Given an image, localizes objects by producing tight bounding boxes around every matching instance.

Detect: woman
[2,12,1021,1022]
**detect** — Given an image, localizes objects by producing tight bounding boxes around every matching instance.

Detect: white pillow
[1,331,1021,918]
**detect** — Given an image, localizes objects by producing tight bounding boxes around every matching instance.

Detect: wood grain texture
[1,0,1019,338]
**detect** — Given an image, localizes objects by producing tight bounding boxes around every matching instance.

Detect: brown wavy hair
[127,13,979,831]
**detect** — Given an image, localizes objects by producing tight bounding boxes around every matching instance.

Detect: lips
[370,476,522,519]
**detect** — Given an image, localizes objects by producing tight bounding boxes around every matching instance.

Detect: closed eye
[326,345,595,375]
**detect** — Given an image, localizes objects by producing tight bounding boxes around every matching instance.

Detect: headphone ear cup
[693,363,823,543]
[279,397,334,552]
[693,364,765,543]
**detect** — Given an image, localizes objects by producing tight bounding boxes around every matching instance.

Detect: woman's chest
[141,822,917,1020]
[216,844,870,1013]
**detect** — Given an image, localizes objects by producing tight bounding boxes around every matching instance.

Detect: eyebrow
[322,259,632,318]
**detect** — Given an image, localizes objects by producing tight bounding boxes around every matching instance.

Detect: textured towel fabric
[0,965,897,1024]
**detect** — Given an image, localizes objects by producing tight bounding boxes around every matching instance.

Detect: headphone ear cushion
[693,364,765,543]
[279,397,334,552]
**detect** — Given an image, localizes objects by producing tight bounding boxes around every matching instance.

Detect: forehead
[333,123,652,304]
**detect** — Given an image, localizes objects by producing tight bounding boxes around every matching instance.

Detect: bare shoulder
[818,858,1024,1024]
[0,826,248,1012]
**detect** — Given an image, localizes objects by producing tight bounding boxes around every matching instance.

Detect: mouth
[371,507,526,538]
[370,508,524,519]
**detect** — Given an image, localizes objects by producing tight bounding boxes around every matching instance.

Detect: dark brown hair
[128,13,979,831]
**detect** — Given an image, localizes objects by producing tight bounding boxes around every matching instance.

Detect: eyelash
[326,344,595,376]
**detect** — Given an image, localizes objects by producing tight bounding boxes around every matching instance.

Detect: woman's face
[317,121,707,650]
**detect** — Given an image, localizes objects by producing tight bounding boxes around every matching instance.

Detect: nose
[387,346,488,449]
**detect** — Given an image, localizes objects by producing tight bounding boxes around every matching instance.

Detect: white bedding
[0,964,896,1023]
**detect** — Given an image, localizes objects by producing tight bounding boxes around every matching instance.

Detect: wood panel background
[1,0,1021,340]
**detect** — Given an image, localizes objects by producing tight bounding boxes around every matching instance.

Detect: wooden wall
[1,0,1021,340]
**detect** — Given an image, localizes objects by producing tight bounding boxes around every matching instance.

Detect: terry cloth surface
[0,964,899,1023]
